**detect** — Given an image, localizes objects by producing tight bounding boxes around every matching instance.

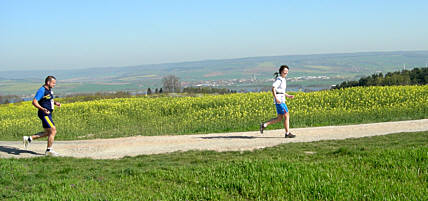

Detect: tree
[332,67,428,89]
[162,75,181,93]
[147,88,152,95]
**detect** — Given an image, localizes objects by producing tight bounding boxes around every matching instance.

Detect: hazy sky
[1,0,427,71]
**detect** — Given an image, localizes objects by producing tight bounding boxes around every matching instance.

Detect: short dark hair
[279,65,289,73]
[45,76,56,84]
[274,65,289,78]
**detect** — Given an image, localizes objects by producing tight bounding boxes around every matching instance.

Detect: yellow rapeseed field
[1,85,427,140]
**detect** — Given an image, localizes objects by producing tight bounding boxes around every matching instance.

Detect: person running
[260,65,296,138]
[23,76,61,156]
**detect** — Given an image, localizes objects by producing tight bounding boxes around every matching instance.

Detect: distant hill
[1,50,427,96]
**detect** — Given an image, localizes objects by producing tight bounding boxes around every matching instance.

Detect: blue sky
[1,0,427,70]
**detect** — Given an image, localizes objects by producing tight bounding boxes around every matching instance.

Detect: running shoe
[23,136,31,149]
[285,133,296,138]
[260,123,265,134]
[45,149,60,157]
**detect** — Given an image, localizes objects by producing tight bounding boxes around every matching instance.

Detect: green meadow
[1,131,427,200]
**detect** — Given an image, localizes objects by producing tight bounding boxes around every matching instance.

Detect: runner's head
[274,65,289,78]
[45,76,56,89]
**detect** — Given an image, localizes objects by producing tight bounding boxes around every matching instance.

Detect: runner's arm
[32,99,50,113]
[33,87,50,114]
[33,99,51,114]
[285,93,295,99]
[272,87,281,104]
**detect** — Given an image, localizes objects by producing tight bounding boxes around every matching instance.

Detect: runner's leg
[284,112,290,133]
[47,127,57,148]
[31,129,49,140]
[265,114,284,126]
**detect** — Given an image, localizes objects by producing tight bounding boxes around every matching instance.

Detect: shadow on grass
[0,146,44,156]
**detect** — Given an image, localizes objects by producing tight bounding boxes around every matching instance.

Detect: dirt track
[1,119,427,159]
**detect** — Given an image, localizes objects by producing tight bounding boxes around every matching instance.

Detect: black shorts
[38,110,55,128]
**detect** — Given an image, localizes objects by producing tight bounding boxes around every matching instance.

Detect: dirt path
[1,119,427,159]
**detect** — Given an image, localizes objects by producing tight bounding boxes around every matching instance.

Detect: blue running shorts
[275,103,289,115]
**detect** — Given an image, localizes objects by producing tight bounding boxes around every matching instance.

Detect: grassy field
[1,85,427,140]
[1,131,427,200]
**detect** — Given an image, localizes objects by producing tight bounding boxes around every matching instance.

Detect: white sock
[286,132,289,135]
[263,123,267,127]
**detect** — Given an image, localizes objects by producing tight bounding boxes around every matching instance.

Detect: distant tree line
[332,67,428,89]
[182,87,236,94]
[147,86,235,95]
[146,88,163,95]
[147,75,236,95]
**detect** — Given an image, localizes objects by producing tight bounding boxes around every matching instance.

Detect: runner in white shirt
[260,65,296,138]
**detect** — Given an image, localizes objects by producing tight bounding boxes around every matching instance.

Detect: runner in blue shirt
[260,65,296,138]
[23,76,62,156]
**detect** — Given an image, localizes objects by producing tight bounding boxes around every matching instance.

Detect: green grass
[1,131,427,200]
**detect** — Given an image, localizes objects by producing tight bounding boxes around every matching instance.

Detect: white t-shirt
[272,77,286,103]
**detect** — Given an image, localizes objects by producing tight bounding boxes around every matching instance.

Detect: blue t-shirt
[34,86,54,111]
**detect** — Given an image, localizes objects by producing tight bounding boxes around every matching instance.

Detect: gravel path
[1,119,427,159]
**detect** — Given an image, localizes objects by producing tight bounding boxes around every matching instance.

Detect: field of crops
[1,85,427,140]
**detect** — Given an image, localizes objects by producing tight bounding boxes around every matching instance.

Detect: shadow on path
[200,136,283,139]
[0,146,43,156]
